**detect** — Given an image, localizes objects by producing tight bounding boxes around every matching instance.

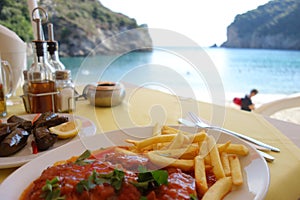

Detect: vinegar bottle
[47,23,65,70]
[28,41,56,113]
[28,14,56,113]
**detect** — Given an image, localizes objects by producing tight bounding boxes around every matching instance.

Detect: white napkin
[0,25,27,96]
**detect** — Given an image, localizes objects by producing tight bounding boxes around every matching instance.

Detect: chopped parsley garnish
[76,171,97,193]
[131,166,168,194]
[74,151,168,196]
[190,193,198,200]
[108,169,125,190]
[74,150,95,166]
[76,169,125,194]
[40,176,65,200]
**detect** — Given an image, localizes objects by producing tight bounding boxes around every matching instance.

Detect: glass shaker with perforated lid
[55,70,75,113]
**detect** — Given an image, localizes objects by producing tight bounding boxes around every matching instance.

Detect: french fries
[166,131,189,149]
[125,125,249,199]
[220,152,231,176]
[218,141,231,153]
[147,151,194,171]
[229,155,243,186]
[194,155,208,195]
[219,143,249,156]
[207,135,225,179]
[161,125,195,135]
[125,131,206,151]
[201,177,232,200]
[152,145,199,159]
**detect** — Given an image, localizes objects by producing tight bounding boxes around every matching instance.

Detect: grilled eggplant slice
[42,116,69,129]
[0,128,30,157]
[7,115,32,132]
[32,112,58,127]
[33,112,68,129]
[0,122,23,143]
[0,124,10,143]
[33,126,57,151]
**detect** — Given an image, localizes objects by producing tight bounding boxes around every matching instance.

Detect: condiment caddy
[22,7,75,114]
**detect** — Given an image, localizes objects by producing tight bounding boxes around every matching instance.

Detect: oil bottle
[28,7,56,113]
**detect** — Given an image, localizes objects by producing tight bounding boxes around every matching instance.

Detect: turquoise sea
[61,47,300,103]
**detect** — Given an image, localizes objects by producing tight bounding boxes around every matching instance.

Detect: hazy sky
[101,0,271,47]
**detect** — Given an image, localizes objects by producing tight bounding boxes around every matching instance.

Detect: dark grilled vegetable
[0,124,10,143]
[0,128,30,157]
[0,122,23,143]
[32,112,58,127]
[43,116,69,129]
[0,112,70,155]
[7,115,32,132]
[33,112,68,129]
[33,126,57,151]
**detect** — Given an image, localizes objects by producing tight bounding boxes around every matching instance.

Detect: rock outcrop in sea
[221,0,300,50]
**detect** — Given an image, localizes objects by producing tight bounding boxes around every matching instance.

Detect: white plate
[0,114,96,168]
[0,126,269,200]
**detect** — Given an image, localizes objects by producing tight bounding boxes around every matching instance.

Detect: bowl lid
[96,82,122,91]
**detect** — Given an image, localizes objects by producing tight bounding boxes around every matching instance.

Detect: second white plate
[0,114,96,168]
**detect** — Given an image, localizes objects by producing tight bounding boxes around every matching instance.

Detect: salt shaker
[55,70,75,113]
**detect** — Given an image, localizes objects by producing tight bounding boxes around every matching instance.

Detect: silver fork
[188,112,280,152]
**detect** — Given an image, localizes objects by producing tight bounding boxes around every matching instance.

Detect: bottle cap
[55,70,71,80]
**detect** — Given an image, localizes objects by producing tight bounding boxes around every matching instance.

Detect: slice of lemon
[49,119,82,139]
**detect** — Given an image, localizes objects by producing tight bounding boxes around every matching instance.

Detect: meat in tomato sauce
[156,168,196,200]
[20,147,215,200]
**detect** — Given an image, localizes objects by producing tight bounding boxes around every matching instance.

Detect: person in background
[241,89,258,112]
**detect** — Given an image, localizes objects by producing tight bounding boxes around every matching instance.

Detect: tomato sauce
[20,148,212,200]
[156,168,196,199]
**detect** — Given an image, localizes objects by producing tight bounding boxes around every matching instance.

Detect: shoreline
[225,93,300,125]
[146,85,300,125]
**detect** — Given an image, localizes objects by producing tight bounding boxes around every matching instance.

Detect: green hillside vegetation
[0,0,33,41]
[0,0,138,42]
[222,0,300,49]
[234,0,300,38]
[44,0,138,41]
[0,0,150,56]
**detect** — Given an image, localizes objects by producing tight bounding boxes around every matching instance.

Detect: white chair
[255,93,300,116]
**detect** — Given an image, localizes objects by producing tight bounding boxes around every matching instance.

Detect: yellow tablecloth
[1,86,300,200]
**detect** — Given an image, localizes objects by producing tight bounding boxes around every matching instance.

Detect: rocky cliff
[0,0,152,56]
[221,0,300,50]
